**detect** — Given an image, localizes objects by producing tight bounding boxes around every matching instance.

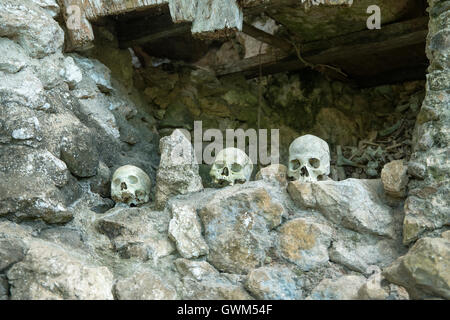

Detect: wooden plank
[60,0,95,51]
[215,17,428,77]
[242,22,292,52]
[81,0,169,20]
[119,23,192,48]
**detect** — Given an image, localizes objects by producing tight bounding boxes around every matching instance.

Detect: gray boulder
[7,239,114,300]
[383,236,450,299]
[245,265,303,300]
[114,271,178,300]
[199,186,283,274]
[95,206,175,261]
[155,129,203,209]
[307,275,366,300]
[0,0,64,58]
[288,179,395,237]
[168,202,209,259]
[278,218,333,271]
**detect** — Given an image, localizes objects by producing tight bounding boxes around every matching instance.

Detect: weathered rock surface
[30,0,60,17]
[402,0,450,244]
[168,203,209,259]
[245,265,303,300]
[0,275,8,300]
[175,258,252,300]
[155,129,203,209]
[199,186,283,274]
[114,271,178,300]
[329,232,405,274]
[0,0,64,58]
[0,69,46,109]
[307,275,366,300]
[288,179,395,237]
[60,57,83,89]
[255,164,288,186]
[0,38,30,73]
[7,239,114,300]
[60,127,99,178]
[381,160,409,198]
[278,218,332,271]
[95,206,175,261]
[383,236,450,299]
[0,146,74,223]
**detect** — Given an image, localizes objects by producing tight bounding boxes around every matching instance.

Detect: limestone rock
[0,275,8,300]
[357,271,389,300]
[383,236,450,299]
[114,271,178,300]
[175,258,219,282]
[328,232,405,274]
[278,218,333,271]
[199,186,283,274]
[307,275,366,300]
[77,97,120,139]
[155,129,203,209]
[95,207,175,261]
[30,0,60,17]
[60,127,99,178]
[0,38,30,73]
[60,57,83,89]
[0,238,26,272]
[245,265,303,300]
[0,0,64,58]
[168,203,208,259]
[7,239,114,300]
[175,258,252,300]
[288,179,395,237]
[255,164,288,186]
[72,55,113,93]
[0,146,74,223]
[381,160,409,198]
[0,69,46,109]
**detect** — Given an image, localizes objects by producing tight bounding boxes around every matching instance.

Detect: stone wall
[0,0,448,301]
[403,0,450,245]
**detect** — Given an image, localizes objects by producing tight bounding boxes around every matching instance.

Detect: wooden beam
[119,23,191,48]
[215,17,429,78]
[242,22,292,52]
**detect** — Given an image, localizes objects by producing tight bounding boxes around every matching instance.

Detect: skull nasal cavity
[222,167,229,176]
[301,167,309,177]
[121,182,127,190]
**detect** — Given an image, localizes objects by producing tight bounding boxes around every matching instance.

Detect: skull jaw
[212,176,247,187]
[112,190,149,207]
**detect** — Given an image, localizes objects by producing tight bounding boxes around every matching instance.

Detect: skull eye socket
[128,175,138,184]
[290,159,301,170]
[231,163,242,172]
[113,178,121,185]
[309,158,320,168]
[215,162,225,169]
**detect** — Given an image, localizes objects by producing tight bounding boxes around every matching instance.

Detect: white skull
[210,148,253,187]
[111,165,151,206]
[288,134,330,182]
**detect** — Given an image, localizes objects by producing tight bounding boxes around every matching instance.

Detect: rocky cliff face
[0,0,448,300]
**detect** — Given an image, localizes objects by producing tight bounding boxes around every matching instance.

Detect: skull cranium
[288,135,330,182]
[210,148,253,187]
[111,165,151,206]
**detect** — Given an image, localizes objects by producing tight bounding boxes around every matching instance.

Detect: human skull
[111,165,151,206]
[288,134,330,182]
[210,148,253,187]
